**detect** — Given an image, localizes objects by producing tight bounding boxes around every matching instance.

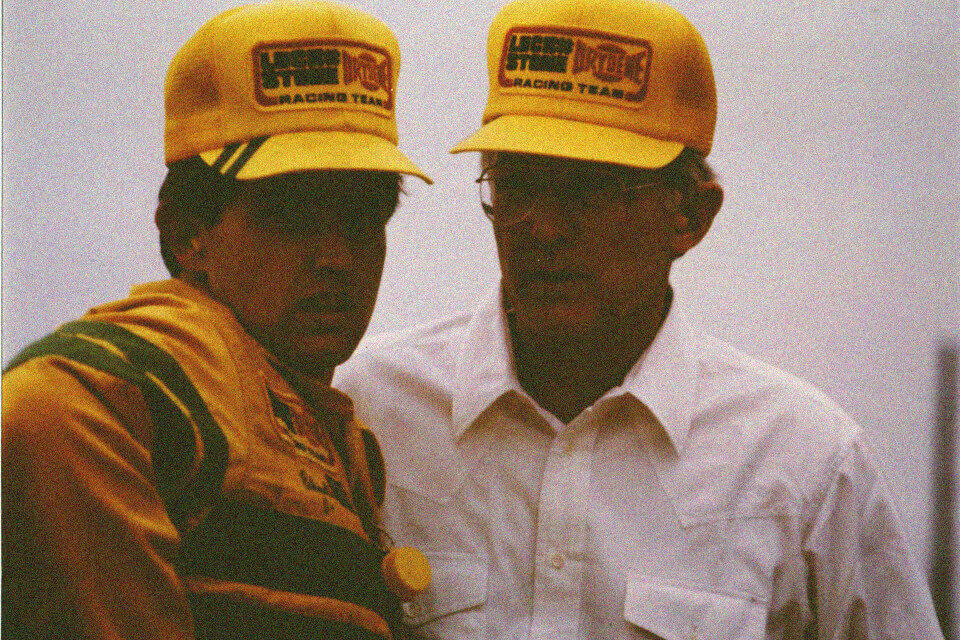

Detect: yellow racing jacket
[3,279,402,640]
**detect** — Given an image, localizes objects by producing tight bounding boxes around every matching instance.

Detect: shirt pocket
[402,552,487,639]
[624,577,767,640]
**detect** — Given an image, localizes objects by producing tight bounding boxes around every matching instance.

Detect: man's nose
[524,192,576,242]
[306,232,354,272]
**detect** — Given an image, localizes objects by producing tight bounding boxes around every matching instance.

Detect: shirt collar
[451,283,698,453]
[452,283,522,440]
[616,298,698,454]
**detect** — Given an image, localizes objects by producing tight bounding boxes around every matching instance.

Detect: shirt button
[561,439,574,455]
[549,553,565,570]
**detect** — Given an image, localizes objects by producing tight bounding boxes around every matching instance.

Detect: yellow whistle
[381,546,431,602]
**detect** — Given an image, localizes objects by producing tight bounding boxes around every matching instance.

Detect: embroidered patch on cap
[497,26,652,107]
[253,39,394,113]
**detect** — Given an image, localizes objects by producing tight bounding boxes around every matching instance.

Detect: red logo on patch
[342,51,391,94]
[572,40,649,86]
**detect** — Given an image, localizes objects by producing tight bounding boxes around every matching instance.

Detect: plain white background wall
[3,0,958,620]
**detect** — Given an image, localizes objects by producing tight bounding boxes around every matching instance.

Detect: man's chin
[510,299,602,341]
[277,333,361,379]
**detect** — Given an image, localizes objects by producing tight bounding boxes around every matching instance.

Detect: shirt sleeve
[802,436,944,640]
[2,357,196,640]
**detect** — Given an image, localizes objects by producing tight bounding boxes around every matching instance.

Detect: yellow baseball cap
[165,0,431,183]
[451,0,716,169]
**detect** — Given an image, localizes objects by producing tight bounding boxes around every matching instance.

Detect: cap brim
[200,130,432,183]
[450,115,684,170]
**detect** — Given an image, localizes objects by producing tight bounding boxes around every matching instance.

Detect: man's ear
[175,236,206,269]
[155,206,206,272]
[670,181,723,258]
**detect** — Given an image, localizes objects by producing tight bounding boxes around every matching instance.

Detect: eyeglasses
[476,164,663,227]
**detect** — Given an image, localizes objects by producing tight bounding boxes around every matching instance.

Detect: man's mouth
[518,267,592,286]
[525,269,587,283]
[294,292,356,313]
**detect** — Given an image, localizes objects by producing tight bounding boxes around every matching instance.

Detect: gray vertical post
[931,339,958,638]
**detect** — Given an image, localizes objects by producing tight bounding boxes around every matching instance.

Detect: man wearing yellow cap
[335,0,944,638]
[3,2,431,639]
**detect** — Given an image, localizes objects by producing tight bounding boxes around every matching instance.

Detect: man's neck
[272,357,336,395]
[510,292,671,424]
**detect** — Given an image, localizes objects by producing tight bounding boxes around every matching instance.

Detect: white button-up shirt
[334,286,943,640]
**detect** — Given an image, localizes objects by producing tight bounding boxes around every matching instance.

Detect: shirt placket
[529,414,598,640]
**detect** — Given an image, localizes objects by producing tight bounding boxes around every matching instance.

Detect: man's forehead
[491,152,657,177]
[239,169,396,194]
